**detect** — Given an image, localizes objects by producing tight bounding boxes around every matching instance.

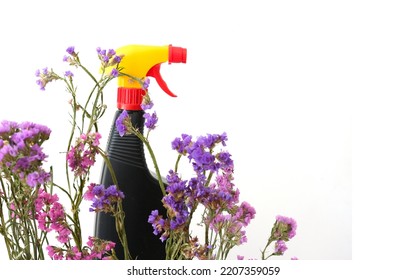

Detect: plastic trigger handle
[146,64,177,97]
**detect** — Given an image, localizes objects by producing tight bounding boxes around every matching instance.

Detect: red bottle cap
[168,45,187,64]
[117,87,146,110]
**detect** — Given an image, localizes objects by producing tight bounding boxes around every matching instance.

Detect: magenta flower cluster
[47,236,116,260]
[66,132,101,178]
[0,120,51,187]
[35,187,71,243]
[271,215,297,255]
[275,215,297,239]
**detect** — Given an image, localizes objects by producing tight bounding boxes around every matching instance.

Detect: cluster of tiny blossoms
[47,236,116,260]
[32,46,125,260]
[66,132,101,178]
[148,132,256,259]
[35,187,71,243]
[115,79,156,137]
[96,47,123,77]
[115,98,257,259]
[35,46,122,92]
[84,183,124,213]
[0,120,51,187]
[271,215,297,255]
[253,214,297,260]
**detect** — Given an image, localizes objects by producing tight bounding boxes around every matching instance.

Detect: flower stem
[130,127,166,196]
[174,154,182,173]
[98,149,132,260]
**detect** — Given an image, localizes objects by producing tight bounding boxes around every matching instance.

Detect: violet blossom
[115,110,130,137]
[84,183,124,213]
[96,47,123,68]
[0,121,51,187]
[144,112,158,130]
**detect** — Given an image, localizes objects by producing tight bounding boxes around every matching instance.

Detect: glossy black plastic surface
[95,110,166,259]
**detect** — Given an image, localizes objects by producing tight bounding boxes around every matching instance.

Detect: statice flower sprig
[1,46,131,259]
[149,133,256,260]
[0,121,51,259]
[40,46,131,259]
[261,215,297,259]
[115,95,166,196]
[116,102,257,260]
[116,89,297,260]
[2,45,298,261]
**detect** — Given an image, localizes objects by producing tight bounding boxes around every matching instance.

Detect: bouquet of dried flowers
[0,46,296,260]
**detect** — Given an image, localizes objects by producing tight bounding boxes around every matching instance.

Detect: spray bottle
[95,44,187,259]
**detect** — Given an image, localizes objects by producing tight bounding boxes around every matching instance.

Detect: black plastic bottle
[95,105,166,259]
[94,45,187,260]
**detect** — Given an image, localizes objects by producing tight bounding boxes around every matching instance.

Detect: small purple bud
[66,46,75,55]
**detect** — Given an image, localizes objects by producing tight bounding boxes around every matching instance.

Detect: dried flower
[115,110,130,137]
[84,183,124,213]
[66,132,101,177]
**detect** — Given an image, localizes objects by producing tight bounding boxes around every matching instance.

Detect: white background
[0,0,406,278]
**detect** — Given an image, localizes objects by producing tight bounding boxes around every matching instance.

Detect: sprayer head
[115,44,187,110]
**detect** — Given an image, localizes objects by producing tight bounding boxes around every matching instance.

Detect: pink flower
[67,132,101,177]
[275,215,297,239]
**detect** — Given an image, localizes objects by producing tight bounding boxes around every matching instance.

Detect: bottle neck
[117,87,146,111]
[107,110,147,168]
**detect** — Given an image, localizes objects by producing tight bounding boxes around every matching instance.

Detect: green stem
[0,179,13,259]
[205,171,214,187]
[65,83,77,196]
[131,127,166,196]
[98,149,131,260]
[174,154,182,173]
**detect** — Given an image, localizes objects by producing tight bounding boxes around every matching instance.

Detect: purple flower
[141,100,154,111]
[144,111,158,130]
[217,151,233,169]
[171,134,192,154]
[26,170,51,188]
[64,71,74,78]
[115,110,129,137]
[84,184,124,213]
[97,47,123,68]
[0,120,18,135]
[35,67,60,90]
[66,46,75,55]
[0,121,51,187]
[113,55,122,64]
[107,49,116,57]
[110,68,119,77]
[143,78,150,90]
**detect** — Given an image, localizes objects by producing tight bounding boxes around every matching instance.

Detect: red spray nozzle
[169,45,187,64]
